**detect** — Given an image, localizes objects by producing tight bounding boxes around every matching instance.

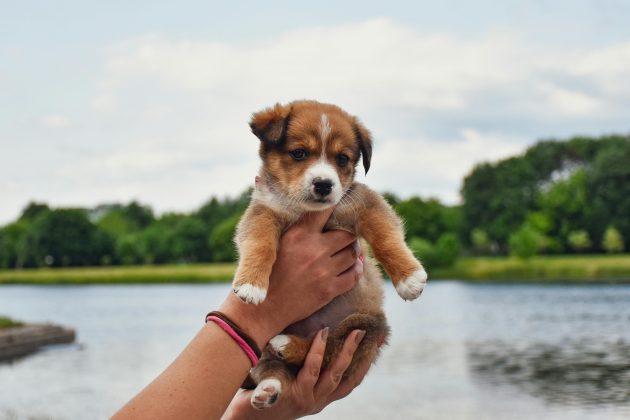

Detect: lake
[1,282,630,419]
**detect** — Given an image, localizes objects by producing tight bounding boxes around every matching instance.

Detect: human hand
[220,207,363,349]
[222,328,375,420]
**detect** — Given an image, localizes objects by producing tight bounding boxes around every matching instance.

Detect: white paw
[233,284,267,305]
[395,268,427,301]
[268,335,290,359]
[251,378,282,409]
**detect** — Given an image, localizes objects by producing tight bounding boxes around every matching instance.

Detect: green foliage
[0,316,24,329]
[470,229,491,254]
[435,233,461,267]
[509,224,541,259]
[19,202,50,221]
[463,135,630,253]
[2,134,628,270]
[394,197,461,243]
[409,233,461,268]
[208,214,241,262]
[115,234,144,265]
[602,226,625,253]
[588,140,630,244]
[567,230,592,252]
[19,209,114,267]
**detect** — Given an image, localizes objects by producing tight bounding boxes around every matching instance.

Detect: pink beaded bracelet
[206,315,259,367]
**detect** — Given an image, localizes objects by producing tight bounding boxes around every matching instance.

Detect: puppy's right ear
[249,103,292,144]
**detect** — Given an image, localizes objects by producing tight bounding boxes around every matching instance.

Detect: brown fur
[233,100,426,408]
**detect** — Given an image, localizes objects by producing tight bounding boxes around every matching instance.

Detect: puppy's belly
[283,291,357,337]
[283,260,385,337]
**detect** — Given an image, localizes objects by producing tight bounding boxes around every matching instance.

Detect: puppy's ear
[353,119,373,174]
[249,103,292,144]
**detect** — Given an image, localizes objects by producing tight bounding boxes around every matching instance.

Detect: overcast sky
[1,0,629,225]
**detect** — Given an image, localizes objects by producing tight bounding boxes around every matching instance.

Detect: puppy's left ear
[353,119,373,174]
[249,103,292,144]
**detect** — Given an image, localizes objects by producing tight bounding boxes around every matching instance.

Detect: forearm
[112,322,255,420]
[112,294,283,420]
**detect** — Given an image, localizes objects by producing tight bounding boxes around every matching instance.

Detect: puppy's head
[250,100,372,211]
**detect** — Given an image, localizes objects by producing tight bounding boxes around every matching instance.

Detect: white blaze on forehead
[320,113,332,144]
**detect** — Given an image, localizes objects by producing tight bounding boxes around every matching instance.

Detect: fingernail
[355,330,366,345]
[321,327,330,342]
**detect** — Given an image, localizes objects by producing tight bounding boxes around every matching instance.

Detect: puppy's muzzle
[312,178,333,197]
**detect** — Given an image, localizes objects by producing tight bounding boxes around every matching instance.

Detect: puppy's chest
[323,198,365,235]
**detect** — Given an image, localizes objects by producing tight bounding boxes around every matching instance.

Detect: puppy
[233,100,427,409]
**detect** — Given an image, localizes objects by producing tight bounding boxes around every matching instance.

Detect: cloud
[41,115,71,128]
[1,18,629,224]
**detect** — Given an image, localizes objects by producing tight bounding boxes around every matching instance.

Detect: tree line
[0,134,627,269]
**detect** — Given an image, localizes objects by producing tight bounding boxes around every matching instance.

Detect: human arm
[111,207,363,420]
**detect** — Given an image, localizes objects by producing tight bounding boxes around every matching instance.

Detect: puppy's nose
[313,179,333,197]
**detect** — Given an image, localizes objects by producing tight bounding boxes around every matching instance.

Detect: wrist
[219,292,282,350]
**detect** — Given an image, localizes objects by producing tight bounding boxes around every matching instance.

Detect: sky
[1,0,630,225]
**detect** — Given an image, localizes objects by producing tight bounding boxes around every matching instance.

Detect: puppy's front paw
[233,283,267,305]
[395,268,427,301]
[251,378,281,409]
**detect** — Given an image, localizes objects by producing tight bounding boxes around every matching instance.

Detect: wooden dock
[0,324,76,361]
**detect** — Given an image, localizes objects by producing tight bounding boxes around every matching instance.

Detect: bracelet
[205,311,261,368]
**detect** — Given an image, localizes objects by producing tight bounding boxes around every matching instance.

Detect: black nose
[313,179,333,197]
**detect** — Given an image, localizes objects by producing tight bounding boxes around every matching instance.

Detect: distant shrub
[409,234,460,268]
[470,228,490,254]
[435,233,461,267]
[208,214,241,262]
[567,230,592,252]
[602,226,625,253]
[509,225,541,259]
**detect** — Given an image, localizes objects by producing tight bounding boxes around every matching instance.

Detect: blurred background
[1,1,629,419]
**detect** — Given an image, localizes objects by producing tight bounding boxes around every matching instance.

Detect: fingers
[299,207,335,233]
[325,230,357,255]
[334,258,364,296]
[314,329,365,399]
[327,343,375,402]
[329,243,357,276]
[296,328,329,394]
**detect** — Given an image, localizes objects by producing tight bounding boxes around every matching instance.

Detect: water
[1,282,630,420]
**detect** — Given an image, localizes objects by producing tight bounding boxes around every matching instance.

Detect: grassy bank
[431,254,630,282]
[0,264,236,284]
[1,255,629,285]
[0,316,24,329]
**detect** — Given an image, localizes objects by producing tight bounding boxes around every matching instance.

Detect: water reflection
[468,339,630,406]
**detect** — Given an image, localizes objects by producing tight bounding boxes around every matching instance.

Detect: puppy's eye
[336,154,349,166]
[290,149,308,161]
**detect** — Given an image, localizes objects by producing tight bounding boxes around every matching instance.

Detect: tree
[19,209,113,267]
[602,226,625,253]
[509,224,541,259]
[0,221,29,268]
[588,140,630,245]
[567,230,592,253]
[470,228,490,254]
[19,202,50,221]
[394,197,461,243]
[208,214,241,262]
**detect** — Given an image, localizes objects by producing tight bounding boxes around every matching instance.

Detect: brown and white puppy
[233,100,427,409]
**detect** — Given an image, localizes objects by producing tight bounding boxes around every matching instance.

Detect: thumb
[298,206,335,233]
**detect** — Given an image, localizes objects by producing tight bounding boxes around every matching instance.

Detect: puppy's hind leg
[249,359,296,410]
[268,334,312,365]
[323,312,390,379]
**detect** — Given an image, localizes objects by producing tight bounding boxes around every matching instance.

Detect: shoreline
[0,255,629,284]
